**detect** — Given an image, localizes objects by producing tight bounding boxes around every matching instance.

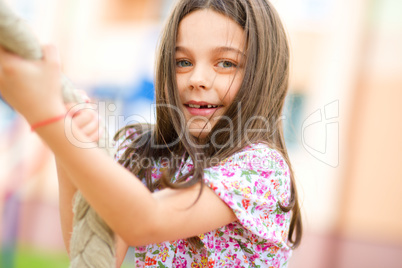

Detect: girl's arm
[56,103,100,254]
[56,106,129,267]
[45,120,236,246]
[56,161,76,255]
[57,162,129,267]
[0,45,237,247]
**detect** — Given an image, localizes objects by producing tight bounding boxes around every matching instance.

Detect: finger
[0,46,24,73]
[64,102,81,117]
[66,104,82,118]
[42,44,60,66]
[65,103,75,110]
[72,111,94,128]
[66,103,84,118]
[67,103,97,122]
[88,132,100,143]
[81,120,99,138]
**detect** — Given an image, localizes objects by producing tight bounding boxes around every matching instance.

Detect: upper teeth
[188,104,218,108]
[188,104,201,108]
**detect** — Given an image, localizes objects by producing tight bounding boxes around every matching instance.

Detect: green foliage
[1,246,132,268]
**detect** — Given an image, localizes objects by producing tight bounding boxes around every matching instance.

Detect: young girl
[0,0,302,267]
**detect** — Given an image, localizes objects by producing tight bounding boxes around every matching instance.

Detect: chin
[189,129,210,140]
[185,120,213,139]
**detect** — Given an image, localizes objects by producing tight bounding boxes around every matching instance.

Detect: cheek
[219,75,243,105]
[176,74,187,93]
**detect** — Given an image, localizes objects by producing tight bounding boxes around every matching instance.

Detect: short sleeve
[113,128,141,163]
[203,144,292,244]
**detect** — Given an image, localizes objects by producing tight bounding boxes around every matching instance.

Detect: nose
[188,64,212,90]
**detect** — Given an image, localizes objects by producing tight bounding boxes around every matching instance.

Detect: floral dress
[115,129,293,267]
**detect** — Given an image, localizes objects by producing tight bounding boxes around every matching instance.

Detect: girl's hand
[0,45,65,125]
[67,103,103,143]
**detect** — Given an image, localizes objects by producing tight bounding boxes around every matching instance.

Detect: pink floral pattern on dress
[114,129,293,267]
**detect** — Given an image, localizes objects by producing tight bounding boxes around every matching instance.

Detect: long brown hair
[116,0,302,248]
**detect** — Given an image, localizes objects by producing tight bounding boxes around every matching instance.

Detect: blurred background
[0,0,401,267]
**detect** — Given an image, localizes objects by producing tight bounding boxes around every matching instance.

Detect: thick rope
[0,2,116,267]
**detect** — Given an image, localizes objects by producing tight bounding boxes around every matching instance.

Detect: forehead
[176,9,245,51]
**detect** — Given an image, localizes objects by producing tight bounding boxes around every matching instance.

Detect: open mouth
[185,104,222,109]
[184,102,223,116]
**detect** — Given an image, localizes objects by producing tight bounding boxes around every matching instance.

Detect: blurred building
[275,0,402,267]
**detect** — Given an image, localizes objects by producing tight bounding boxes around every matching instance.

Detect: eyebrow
[214,46,246,58]
[175,46,246,58]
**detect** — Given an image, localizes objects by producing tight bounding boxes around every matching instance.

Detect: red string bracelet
[31,114,66,131]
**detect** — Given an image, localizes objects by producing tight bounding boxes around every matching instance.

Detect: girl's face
[175,9,246,139]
